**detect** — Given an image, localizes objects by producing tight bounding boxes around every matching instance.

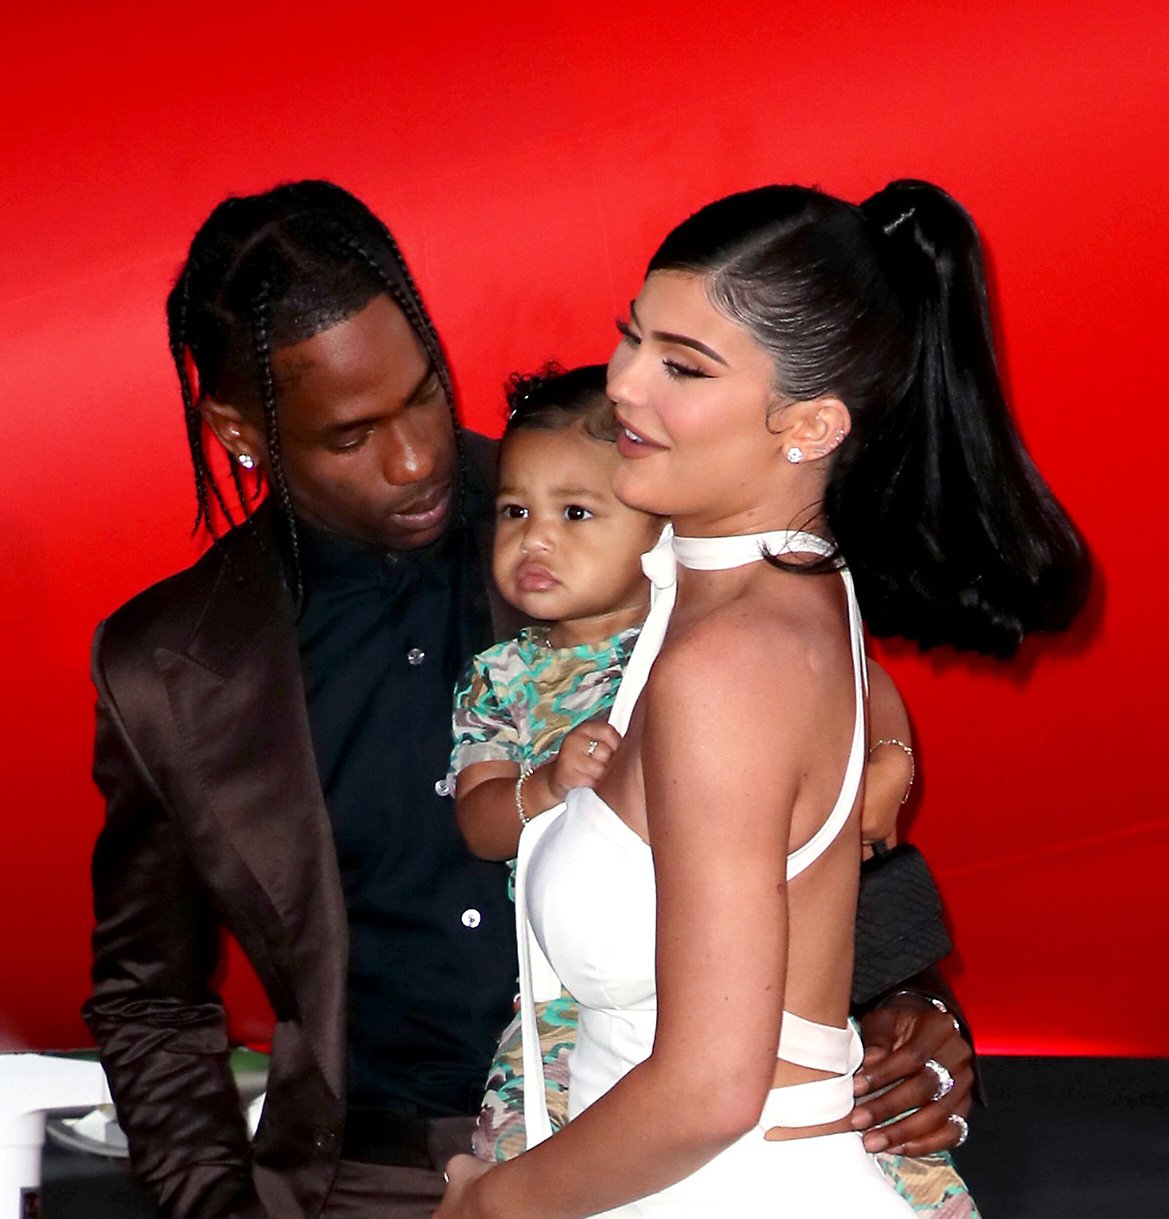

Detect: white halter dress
[513,526,913,1216]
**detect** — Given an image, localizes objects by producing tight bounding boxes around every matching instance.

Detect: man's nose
[380,421,437,487]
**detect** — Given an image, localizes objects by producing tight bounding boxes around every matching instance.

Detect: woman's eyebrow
[631,301,729,366]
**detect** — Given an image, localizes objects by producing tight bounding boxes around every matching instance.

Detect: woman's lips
[615,420,665,459]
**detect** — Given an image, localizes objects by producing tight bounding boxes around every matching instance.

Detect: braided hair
[165,179,463,597]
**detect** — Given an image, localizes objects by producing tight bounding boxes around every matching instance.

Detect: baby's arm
[456,722,623,860]
[863,659,914,850]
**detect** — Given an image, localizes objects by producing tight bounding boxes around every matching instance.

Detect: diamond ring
[924,1058,955,1101]
[586,739,599,756]
[949,1113,969,1147]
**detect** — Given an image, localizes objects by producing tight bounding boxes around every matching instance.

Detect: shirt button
[407,647,426,666]
[461,908,482,929]
[313,1128,338,1152]
[435,778,451,798]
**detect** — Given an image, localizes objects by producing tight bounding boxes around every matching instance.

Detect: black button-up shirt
[296,499,516,1117]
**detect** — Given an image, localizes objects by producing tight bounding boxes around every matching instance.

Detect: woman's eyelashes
[615,317,640,346]
[661,359,707,380]
[615,318,710,380]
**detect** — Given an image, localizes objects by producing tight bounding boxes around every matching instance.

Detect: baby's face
[494,424,663,645]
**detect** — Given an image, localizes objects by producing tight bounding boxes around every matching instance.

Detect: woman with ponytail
[437,183,1087,1218]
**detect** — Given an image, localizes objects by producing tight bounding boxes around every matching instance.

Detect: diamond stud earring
[237,453,256,470]
[786,447,804,464]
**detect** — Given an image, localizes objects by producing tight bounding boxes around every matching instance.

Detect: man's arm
[84,653,262,1219]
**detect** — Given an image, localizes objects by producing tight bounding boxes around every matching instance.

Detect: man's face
[219,294,459,551]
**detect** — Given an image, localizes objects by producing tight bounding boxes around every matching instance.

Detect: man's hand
[852,994,973,1154]
[547,721,622,801]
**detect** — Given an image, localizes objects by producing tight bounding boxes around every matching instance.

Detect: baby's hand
[548,721,623,799]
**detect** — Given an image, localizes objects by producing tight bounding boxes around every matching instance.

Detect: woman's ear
[778,396,851,465]
[200,397,267,472]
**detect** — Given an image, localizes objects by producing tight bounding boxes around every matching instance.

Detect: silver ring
[924,1057,955,1101]
[586,739,599,756]
[949,1113,969,1147]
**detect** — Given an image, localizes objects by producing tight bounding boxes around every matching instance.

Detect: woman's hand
[431,1154,493,1218]
[851,996,974,1155]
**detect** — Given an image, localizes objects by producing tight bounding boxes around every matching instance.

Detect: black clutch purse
[851,841,953,1006]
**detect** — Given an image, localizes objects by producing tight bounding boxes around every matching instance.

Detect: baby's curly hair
[503,362,617,441]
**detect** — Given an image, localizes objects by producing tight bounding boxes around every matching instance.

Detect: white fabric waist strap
[759,1022,865,1128]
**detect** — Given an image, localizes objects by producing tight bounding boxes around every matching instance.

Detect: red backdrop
[1,1,1165,1056]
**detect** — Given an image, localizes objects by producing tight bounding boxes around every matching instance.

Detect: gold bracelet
[515,765,534,826]
[869,737,915,804]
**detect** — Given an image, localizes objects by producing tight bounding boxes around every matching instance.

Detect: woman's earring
[237,453,256,470]
[786,447,804,464]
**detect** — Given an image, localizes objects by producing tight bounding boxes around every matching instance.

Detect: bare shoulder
[647,581,838,722]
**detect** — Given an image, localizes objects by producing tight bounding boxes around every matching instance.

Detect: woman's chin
[612,472,674,518]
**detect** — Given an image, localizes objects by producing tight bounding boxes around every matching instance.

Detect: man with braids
[84,180,975,1219]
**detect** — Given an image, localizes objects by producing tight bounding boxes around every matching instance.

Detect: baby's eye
[498,503,528,519]
[564,505,594,522]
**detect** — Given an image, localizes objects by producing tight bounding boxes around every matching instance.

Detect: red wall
[2,1,1165,1055]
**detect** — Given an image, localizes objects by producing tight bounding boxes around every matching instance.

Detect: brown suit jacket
[84,435,517,1219]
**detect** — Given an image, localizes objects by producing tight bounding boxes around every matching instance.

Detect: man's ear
[779,396,851,464]
[200,396,267,471]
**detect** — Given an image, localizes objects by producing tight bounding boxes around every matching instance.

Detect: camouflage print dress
[450,626,980,1217]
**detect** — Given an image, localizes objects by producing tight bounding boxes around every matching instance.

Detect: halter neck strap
[610,524,836,736]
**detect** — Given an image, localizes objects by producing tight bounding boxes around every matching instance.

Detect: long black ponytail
[647,180,1089,657]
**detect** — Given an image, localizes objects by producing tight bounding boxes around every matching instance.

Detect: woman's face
[606,270,787,534]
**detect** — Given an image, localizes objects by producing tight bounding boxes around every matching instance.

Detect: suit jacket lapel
[155,517,347,1103]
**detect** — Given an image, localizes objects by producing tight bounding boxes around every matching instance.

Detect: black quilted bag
[851,841,953,1006]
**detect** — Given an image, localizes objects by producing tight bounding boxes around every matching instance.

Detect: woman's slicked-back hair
[647,181,1090,658]
[165,179,460,596]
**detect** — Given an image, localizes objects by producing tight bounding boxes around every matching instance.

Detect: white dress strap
[514,803,566,1148]
[608,524,837,735]
[786,564,868,880]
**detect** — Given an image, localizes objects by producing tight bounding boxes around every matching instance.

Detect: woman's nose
[606,342,643,410]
